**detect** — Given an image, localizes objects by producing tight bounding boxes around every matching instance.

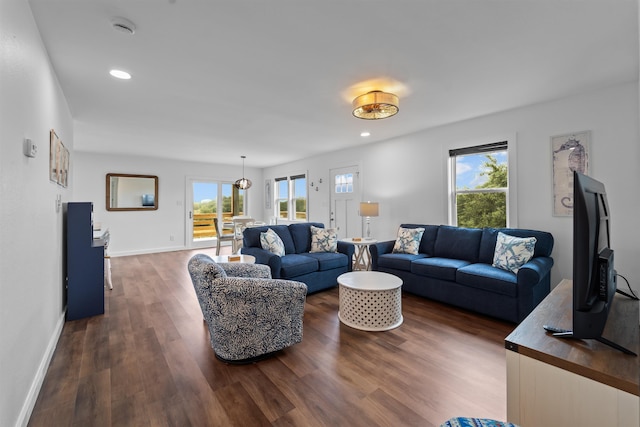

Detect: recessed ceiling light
[110,17,136,35]
[360,131,371,137]
[109,69,131,80]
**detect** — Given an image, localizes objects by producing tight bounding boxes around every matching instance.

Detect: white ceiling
[28,0,638,168]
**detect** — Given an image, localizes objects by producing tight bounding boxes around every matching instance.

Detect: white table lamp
[360,201,379,238]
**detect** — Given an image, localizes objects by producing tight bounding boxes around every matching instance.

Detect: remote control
[543,325,571,334]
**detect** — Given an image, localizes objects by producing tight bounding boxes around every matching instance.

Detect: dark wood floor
[28,246,515,427]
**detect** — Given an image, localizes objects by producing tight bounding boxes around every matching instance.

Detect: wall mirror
[106,173,158,211]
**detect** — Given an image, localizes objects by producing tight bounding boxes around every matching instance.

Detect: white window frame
[274,173,307,222]
[448,140,516,228]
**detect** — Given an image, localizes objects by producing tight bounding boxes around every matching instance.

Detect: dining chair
[214,218,236,255]
[232,217,254,253]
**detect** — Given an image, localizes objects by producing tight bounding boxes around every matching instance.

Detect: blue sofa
[371,224,554,323]
[241,222,354,293]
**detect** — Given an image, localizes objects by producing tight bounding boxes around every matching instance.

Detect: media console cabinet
[505,279,639,427]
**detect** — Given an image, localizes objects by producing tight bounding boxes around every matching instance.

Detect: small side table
[341,238,377,271]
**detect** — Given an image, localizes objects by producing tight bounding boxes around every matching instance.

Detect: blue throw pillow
[392,227,425,255]
[492,232,536,273]
[309,225,338,253]
[260,228,285,257]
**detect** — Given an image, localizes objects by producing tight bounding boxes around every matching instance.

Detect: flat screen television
[544,171,635,355]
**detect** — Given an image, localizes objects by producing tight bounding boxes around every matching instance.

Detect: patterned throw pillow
[392,227,425,255]
[492,232,537,273]
[309,225,338,253]
[260,228,285,257]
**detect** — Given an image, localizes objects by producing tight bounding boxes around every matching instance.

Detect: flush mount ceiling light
[109,69,131,80]
[234,155,252,190]
[352,90,399,120]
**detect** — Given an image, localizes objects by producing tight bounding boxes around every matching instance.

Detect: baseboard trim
[16,311,65,427]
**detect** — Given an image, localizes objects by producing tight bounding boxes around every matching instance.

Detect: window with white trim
[275,174,307,221]
[449,141,509,228]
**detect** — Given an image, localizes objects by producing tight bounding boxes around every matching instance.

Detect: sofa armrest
[370,240,395,270]
[517,256,554,288]
[218,262,272,279]
[337,241,355,271]
[240,247,283,278]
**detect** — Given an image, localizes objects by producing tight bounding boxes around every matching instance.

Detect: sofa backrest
[433,225,483,263]
[243,222,326,254]
[399,224,553,264]
[478,227,554,264]
[243,224,296,254]
[289,222,325,253]
[399,224,440,255]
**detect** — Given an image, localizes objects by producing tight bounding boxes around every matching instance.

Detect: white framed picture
[551,130,590,216]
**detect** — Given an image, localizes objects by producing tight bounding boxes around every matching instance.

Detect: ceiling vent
[111,17,136,35]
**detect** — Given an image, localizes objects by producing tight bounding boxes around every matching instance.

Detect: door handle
[189,211,192,219]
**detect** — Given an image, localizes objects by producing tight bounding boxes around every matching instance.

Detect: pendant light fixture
[352,90,399,120]
[234,155,252,190]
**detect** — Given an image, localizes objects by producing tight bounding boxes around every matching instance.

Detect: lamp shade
[352,91,399,120]
[360,202,379,217]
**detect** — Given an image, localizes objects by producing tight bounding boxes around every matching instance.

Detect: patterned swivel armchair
[188,254,307,363]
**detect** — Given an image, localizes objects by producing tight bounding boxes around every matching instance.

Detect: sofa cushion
[244,225,296,254]
[492,232,536,273]
[456,263,518,297]
[260,228,286,256]
[309,225,338,253]
[289,222,325,253]
[400,224,440,255]
[300,252,348,271]
[392,227,425,254]
[279,254,319,278]
[411,257,471,282]
[479,227,554,264]
[378,253,428,272]
[433,226,482,262]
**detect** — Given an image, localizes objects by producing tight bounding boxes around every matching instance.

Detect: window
[275,174,307,221]
[449,141,509,228]
[334,173,354,193]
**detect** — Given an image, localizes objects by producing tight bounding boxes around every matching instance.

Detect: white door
[186,179,240,249]
[329,165,360,239]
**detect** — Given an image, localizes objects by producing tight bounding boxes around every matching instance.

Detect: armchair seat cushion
[280,254,319,277]
[301,252,349,271]
[411,257,470,282]
[456,263,518,297]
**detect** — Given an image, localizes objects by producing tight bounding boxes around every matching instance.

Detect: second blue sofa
[371,224,554,323]
[241,222,354,293]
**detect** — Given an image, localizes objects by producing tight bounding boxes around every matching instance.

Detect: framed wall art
[551,130,590,216]
[50,129,69,187]
[265,179,272,210]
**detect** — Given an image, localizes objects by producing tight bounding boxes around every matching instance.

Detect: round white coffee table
[337,271,403,331]
[211,254,255,264]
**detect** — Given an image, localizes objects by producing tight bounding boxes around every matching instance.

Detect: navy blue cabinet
[66,202,105,320]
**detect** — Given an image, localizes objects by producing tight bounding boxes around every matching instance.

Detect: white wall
[0,1,74,426]
[73,152,262,256]
[263,82,640,293]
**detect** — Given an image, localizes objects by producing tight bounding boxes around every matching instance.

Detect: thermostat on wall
[23,138,37,158]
